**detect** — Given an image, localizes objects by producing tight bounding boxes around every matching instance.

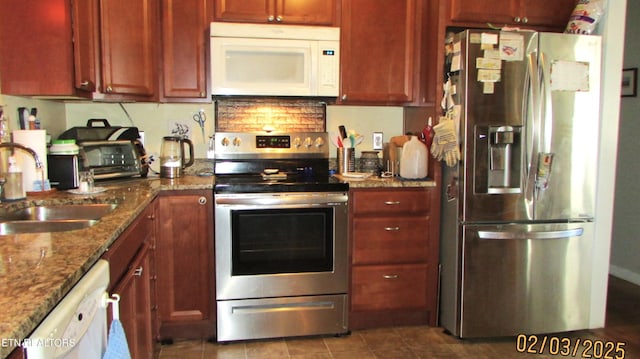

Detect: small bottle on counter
[3,156,26,201]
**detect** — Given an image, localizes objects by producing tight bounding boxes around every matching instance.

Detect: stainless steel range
[213,131,349,342]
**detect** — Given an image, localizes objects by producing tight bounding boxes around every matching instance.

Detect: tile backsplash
[215,98,326,132]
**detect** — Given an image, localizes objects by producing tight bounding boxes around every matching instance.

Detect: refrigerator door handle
[525,51,541,214]
[478,227,584,240]
[539,51,553,154]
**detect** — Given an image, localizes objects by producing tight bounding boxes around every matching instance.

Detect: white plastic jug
[400,136,428,179]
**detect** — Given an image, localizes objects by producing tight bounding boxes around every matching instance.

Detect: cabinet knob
[198,196,207,205]
[147,214,155,220]
[200,92,205,97]
[134,266,144,277]
[276,16,283,22]
[521,17,528,24]
[268,15,275,22]
[341,94,347,101]
[513,16,521,23]
[106,85,113,93]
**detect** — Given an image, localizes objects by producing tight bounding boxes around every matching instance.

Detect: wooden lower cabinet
[103,203,157,359]
[155,190,215,340]
[349,187,439,329]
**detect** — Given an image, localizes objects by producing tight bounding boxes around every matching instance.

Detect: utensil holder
[337,148,355,174]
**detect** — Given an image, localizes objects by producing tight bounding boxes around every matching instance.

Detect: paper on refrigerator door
[550,60,590,92]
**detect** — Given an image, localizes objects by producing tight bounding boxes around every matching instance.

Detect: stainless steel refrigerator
[439,29,602,338]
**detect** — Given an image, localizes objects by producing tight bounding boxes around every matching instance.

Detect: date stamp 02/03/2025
[516,334,627,358]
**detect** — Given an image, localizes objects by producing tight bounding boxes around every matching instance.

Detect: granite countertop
[0,172,434,357]
[0,175,214,358]
[333,173,437,188]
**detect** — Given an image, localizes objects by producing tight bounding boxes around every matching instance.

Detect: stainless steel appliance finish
[79,140,145,180]
[214,131,349,342]
[215,192,348,341]
[58,119,148,179]
[440,30,602,338]
[159,136,194,178]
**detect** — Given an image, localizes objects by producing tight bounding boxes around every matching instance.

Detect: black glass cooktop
[213,159,348,193]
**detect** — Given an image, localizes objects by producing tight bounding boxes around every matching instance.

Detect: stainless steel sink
[0,203,117,235]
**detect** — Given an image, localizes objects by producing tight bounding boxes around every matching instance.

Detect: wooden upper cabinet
[71,0,159,100]
[160,0,213,102]
[214,0,339,26]
[0,0,76,96]
[340,0,416,104]
[449,0,576,30]
[100,0,158,97]
[520,0,577,28]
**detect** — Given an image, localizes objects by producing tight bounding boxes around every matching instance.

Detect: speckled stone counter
[0,175,213,358]
[0,172,434,358]
[333,174,437,189]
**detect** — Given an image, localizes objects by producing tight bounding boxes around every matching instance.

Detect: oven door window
[231,208,333,275]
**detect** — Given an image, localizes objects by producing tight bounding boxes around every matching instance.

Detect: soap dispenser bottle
[4,156,26,201]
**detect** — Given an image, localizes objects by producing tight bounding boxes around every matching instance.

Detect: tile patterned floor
[158,276,640,359]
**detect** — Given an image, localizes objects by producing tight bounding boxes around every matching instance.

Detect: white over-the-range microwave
[210,22,340,97]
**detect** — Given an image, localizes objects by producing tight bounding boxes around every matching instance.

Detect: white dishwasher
[24,259,110,359]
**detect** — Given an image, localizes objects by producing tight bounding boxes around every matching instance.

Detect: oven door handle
[215,193,348,206]
[231,301,336,314]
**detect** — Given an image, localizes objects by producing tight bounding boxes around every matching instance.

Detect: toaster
[79,140,146,180]
[48,140,146,189]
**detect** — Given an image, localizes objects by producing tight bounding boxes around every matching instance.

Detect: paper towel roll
[11,130,48,192]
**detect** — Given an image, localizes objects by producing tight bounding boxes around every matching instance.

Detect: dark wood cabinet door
[214,0,274,23]
[214,0,338,25]
[113,242,154,359]
[161,0,213,101]
[276,0,338,25]
[104,204,156,359]
[521,0,576,28]
[340,0,416,104]
[0,0,75,96]
[449,0,519,25]
[71,0,100,93]
[155,191,215,339]
[100,0,158,96]
[450,0,576,29]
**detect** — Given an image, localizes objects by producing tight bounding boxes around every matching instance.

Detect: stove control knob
[314,137,325,148]
[293,137,302,148]
[304,137,313,148]
[232,137,242,147]
[221,137,230,146]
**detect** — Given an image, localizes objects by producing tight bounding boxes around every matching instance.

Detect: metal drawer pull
[133,266,144,277]
[383,274,399,279]
[384,201,401,205]
[384,226,400,231]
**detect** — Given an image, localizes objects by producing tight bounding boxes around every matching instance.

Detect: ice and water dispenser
[474,125,522,194]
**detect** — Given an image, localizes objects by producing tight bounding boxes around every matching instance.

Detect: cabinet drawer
[351,264,429,311]
[103,206,154,288]
[352,216,429,265]
[352,189,430,215]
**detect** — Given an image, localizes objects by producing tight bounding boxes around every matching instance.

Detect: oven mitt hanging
[431,118,460,167]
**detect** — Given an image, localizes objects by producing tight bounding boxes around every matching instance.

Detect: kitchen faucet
[0,142,44,199]
[0,142,43,169]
